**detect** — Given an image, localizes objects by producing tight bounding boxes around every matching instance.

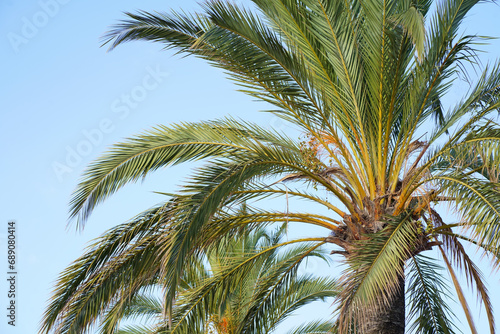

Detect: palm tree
[42,0,500,333]
[41,209,337,334]
[101,226,337,334]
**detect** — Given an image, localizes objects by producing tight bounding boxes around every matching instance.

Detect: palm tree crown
[42,0,500,333]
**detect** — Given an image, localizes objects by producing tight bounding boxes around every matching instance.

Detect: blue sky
[1,0,500,333]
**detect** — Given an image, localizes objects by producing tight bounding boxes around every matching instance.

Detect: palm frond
[406,254,457,334]
[286,319,338,334]
[337,212,418,332]
[41,204,171,334]
[69,118,299,225]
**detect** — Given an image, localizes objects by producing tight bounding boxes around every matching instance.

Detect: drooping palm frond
[115,324,158,334]
[69,118,305,225]
[83,226,339,334]
[41,203,172,334]
[286,319,338,334]
[336,212,419,332]
[406,254,457,334]
[428,208,496,333]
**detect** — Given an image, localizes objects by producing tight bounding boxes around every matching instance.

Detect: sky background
[1,0,500,333]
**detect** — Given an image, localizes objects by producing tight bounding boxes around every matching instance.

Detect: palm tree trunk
[364,274,405,334]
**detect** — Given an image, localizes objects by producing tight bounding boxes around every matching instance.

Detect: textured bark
[364,274,405,334]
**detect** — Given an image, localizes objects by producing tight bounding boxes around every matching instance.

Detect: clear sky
[1,1,500,333]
